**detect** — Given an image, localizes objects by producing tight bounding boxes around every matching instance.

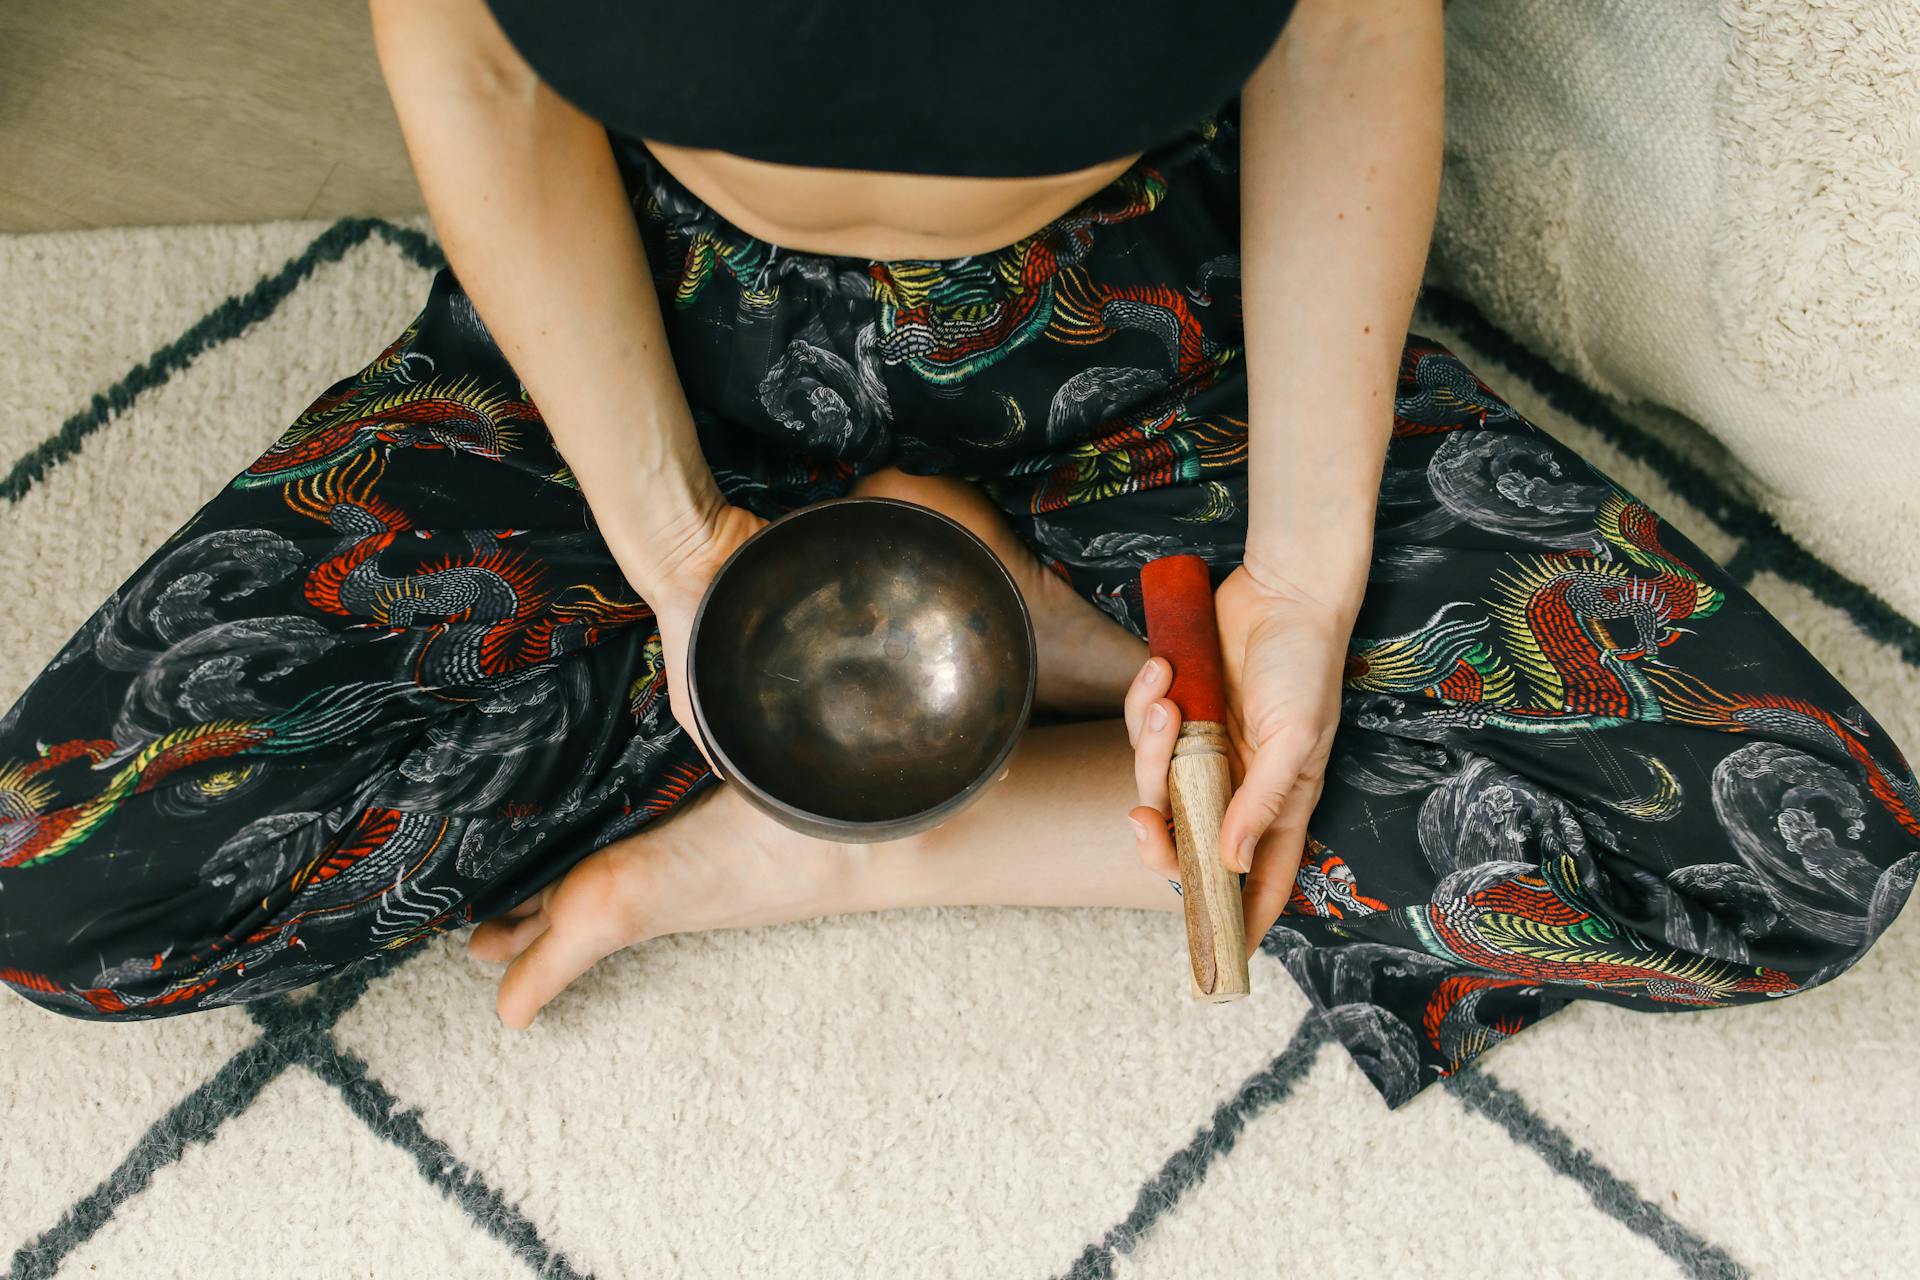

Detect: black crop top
[482,0,1297,177]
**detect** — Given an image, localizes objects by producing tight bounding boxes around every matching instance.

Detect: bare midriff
[637,137,1145,261]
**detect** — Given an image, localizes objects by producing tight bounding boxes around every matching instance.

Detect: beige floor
[0,0,423,232]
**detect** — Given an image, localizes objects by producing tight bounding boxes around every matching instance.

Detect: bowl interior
[690,499,1034,828]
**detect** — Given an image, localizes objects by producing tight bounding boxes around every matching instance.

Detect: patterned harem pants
[3,98,1914,1108]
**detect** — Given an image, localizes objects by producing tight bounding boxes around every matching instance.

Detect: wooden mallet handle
[1140,554,1250,1002]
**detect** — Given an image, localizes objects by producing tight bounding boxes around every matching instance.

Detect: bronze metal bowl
[685,496,1037,843]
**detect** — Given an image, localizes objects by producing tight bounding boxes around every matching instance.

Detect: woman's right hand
[374,0,767,769]
[612,502,769,768]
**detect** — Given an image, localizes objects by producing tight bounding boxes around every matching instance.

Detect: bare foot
[849,469,1148,716]
[467,781,872,1027]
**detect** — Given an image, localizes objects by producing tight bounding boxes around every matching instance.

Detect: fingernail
[1129,817,1147,841]
[1236,836,1257,873]
[1141,659,1163,687]
[1148,703,1168,731]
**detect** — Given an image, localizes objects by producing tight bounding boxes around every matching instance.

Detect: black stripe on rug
[241,945,590,1279]
[9,939,586,1280]
[1050,1009,1752,1280]
[294,1029,592,1280]
[1,217,442,506]
[241,938,428,1042]
[4,1038,290,1280]
[370,219,446,274]
[0,947,427,1280]
[1054,1015,1327,1280]
[1414,286,1920,668]
[1445,1067,1750,1280]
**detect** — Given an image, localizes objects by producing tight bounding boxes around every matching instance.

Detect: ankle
[830,827,952,915]
[642,785,866,935]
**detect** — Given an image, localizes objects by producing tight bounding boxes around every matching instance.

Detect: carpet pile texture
[1432,0,1920,620]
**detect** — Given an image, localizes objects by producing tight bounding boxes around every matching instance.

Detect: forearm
[369,0,723,590]
[1239,0,1446,617]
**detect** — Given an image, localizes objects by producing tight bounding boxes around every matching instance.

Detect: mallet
[1140,553,1250,1002]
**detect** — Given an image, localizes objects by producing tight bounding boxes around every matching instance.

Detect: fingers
[654,601,719,772]
[1217,730,1315,874]
[669,671,717,772]
[1126,657,1183,880]
[1133,692,1180,815]
[1123,656,1170,747]
[672,692,729,782]
[1130,803,1179,878]
[1239,773,1321,958]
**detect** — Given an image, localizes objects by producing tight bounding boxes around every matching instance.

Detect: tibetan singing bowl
[685,496,1037,842]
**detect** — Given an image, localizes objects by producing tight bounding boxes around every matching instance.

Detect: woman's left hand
[1125,557,1355,957]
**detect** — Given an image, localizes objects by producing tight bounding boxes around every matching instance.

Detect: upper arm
[367,0,538,102]
[1248,0,1444,98]
[1280,0,1446,41]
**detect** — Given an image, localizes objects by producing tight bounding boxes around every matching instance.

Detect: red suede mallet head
[1140,552,1250,1000]
[1139,554,1228,725]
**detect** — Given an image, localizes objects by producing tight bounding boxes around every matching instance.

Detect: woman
[1,0,1913,1110]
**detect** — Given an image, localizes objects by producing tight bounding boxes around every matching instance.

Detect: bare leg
[471,716,1175,955]
[837,469,1172,911]
[847,468,1150,717]
[468,716,1177,1025]
[470,470,1176,1026]
[862,716,1180,913]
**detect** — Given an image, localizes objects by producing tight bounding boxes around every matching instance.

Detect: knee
[849,465,996,515]
[847,468,1013,552]
[1681,739,1920,983]
[1662,840,1920,992]
[849,465,938,504]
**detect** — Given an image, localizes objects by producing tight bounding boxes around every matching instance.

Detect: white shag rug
[1431,0,1920,621]
[1,218,1916,1280]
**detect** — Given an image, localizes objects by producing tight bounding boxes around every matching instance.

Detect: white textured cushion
[1426,0,1920,614]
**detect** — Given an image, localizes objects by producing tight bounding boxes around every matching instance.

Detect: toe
[468,909,549,964]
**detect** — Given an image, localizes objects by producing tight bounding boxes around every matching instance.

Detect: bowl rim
[682,494,1039,837]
